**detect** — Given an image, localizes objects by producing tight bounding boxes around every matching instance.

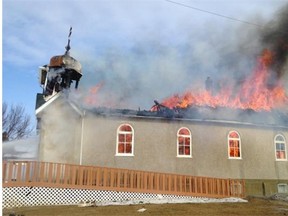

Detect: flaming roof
[88,105,288,129]
[156,49,288,112]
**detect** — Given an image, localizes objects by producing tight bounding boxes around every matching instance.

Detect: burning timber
[89,102,288,128]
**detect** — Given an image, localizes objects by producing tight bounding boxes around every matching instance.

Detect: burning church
[35,25,288,198]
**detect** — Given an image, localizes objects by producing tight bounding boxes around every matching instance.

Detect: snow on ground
[78,196,247,207]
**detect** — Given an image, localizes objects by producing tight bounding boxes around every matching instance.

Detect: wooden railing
[2,161,245,198]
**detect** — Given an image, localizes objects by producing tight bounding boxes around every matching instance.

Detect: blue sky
[3,0,287,130]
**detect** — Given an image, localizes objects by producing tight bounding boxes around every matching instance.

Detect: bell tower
[38,27,83,102]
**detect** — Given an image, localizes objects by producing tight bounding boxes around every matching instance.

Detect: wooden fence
[2,161,245,198]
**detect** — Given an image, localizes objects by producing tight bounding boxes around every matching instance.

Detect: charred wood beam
[153,100,175,118]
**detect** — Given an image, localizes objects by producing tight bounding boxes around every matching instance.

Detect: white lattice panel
[3,187,194,208]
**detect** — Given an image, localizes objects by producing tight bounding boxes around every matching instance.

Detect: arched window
[275,134,286,160]
[228,131,241,159]
[116,124,134,156]
[177,127,192,157]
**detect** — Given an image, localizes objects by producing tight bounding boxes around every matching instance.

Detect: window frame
[177,127,192,158]
[275,134,287,161]
[228,130,242,159]
[116,123,134,157]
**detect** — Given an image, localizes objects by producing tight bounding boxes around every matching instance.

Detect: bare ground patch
[3,197,288,216]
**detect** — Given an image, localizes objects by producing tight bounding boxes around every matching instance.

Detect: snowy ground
[78,196,247,207]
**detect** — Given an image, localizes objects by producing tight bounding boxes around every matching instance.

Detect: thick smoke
[70,2,288,112]
[261,3,288,80]
[40,101,81,163]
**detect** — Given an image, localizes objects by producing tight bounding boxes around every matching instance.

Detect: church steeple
[38,27,82,101]
[65,27,72,55]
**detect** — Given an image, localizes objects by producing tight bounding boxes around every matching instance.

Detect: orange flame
[85,82,104,105]
[159,49,288,112]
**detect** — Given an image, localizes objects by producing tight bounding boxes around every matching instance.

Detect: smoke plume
[70,2,288,113]
[261,3,288,80]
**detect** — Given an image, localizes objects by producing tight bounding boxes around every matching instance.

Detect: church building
[35,30,288,198]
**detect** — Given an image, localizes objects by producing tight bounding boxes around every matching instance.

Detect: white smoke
[65,2,288,113]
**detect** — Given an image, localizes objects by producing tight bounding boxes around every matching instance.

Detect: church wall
[38,100,82,164]
[80,112,288,181]
[38,106,288,197]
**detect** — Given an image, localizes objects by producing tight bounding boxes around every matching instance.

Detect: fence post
[227,179,231,196]
[242,179,245,197]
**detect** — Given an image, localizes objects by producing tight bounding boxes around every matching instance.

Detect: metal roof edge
[35,93,84,116]
[67,100,84,116]
[35,93,62,116]
[87,110,288,130]
[137,115,288,129]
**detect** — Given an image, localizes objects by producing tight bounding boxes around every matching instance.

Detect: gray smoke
[261,3,288,80]
[70,2,288,112]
